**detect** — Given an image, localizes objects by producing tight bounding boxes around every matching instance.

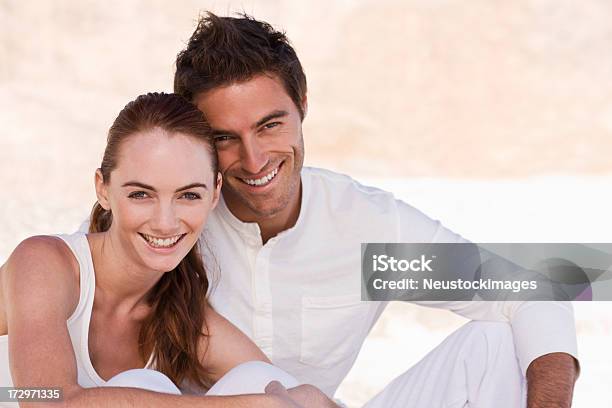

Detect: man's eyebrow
[121,181,208,192]
[209,110,289,136]
[211,129,239,137]
[254,110,288,128]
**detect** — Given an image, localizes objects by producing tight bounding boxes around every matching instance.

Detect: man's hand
[265,381,304,407]
[526,352,579,408]
[287,384,339,407]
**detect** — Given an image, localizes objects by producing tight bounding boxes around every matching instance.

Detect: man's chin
[223,178,299,221]
[245,201,288,219]
[224,184,277,207]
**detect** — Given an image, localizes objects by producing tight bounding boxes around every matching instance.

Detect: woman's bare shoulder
[5,235,79,281]
[13,235,75,258]
[1,235,80,322]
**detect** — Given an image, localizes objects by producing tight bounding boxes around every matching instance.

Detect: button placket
[252,243,275,359]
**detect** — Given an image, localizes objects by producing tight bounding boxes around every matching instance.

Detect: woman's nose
[150,202,180,233]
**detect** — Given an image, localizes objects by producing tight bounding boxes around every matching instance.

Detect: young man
[174,13,579,407]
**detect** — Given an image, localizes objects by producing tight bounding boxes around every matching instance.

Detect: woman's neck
[87,231,163,317]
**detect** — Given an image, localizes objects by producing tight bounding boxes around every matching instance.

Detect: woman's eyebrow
[121,181,208,191]
[175,182,208,192]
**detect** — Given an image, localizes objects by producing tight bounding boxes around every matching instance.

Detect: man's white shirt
[202,167,579,397]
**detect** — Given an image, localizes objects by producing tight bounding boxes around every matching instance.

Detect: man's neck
[224,182,302,245]
[258,191,301,244]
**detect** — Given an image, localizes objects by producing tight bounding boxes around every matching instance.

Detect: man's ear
[95,169,111,211]
[301,94,308,119]
[211,172,222,209]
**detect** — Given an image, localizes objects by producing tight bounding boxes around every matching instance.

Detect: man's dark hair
[174,12,307,119]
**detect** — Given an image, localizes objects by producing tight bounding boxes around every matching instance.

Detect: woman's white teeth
[142,233,183,248]
[243,167,279,186]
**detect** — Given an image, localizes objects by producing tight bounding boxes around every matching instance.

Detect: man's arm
[395,200,580,405]
[526,353,579,408]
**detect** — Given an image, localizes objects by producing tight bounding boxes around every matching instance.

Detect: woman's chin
[136,233,196,272]
[141,254,188,274]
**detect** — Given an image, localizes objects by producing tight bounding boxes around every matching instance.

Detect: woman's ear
[95,169,111,211]
[211,172,222,209]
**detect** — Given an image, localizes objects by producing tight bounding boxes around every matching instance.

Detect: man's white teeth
[142,233,183,248]
[243,167,279,186]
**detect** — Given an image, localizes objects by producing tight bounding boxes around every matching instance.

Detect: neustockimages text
[370,255,539,294]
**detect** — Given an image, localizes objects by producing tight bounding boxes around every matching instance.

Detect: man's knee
[463,321,514,345]
[462,321,522,373]
[459,322,525,406]
[457,321,518,362]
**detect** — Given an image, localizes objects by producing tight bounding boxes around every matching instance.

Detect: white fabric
[102,361,301,396]
[64,335,524,408]
[363,321,526,408]
[202,166,578,398]
[0,233,155,405]
[104,368,182,395]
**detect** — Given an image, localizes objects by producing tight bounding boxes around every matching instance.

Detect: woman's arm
[199,305,270,383]
[200,306,338,407]
[4,236,292,408]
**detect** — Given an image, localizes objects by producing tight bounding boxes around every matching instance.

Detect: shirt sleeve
[395,199,579,374]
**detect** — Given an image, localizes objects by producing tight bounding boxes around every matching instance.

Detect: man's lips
[235,162,283,187]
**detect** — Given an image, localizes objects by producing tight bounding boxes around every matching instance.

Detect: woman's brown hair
[89,92,217,390]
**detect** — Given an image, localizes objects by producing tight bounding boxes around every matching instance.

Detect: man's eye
[263,122,281,130]
[128,191,149,199]
[181,192,201,200]
[214,135,234,143]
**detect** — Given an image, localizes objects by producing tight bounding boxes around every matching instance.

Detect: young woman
[0,93,336,407]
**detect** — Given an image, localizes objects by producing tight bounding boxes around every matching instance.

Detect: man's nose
[240,135,268,174]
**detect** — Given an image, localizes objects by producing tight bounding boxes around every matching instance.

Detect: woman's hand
[265,381,339,408]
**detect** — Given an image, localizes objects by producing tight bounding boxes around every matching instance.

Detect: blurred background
[1,0,611,406]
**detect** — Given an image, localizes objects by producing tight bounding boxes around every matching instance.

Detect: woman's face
[96,127,220,273]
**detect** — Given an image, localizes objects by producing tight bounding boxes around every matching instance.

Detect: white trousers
[104,321,525,407]
[103,360,300,396]
[363,321,527,408]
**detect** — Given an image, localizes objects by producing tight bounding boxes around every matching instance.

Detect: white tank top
[0,232,154,405]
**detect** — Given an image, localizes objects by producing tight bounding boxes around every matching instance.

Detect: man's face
[194,74,305,223]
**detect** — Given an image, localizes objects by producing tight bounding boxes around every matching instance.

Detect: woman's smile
[138,232,187,252]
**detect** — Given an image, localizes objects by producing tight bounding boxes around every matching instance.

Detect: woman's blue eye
[128,191,149,199]
[182,192,201,200]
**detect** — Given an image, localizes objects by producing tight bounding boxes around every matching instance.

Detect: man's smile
[236,162,283,187]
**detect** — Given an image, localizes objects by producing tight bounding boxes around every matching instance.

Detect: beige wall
[1,0,611,252]
[2,0,611,182]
